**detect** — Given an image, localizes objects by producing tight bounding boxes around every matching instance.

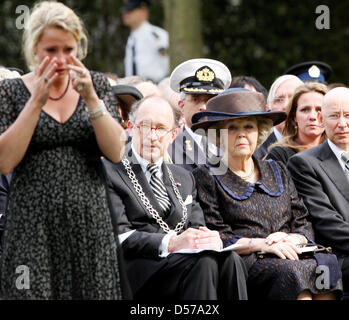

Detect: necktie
[341,151,349,172]
[147,163,171,213]
[131,38,137,76]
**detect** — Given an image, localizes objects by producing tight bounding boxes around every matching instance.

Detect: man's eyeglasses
[273,96,287,104]
[135,123,175,138]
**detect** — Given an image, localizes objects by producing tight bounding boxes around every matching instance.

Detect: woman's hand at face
[67,55,98,104]
[31,56,59,108]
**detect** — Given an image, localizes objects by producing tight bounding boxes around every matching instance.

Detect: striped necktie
[341,151,349,172]
[147,163,171,213]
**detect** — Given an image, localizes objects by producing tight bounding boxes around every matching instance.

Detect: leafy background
[0,0,347,89]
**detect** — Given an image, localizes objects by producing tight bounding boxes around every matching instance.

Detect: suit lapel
[318,141,349,203]
[161,162,186,228]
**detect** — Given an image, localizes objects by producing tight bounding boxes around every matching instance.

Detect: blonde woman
[0,1,126,299]
[266,82,328,165]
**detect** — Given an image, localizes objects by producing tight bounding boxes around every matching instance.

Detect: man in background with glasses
[254,75,303,159]
[103,95,248,300]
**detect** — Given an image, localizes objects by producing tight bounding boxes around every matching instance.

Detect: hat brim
[112,85,143,99]
[182,85,224,95]
[111,85,143,109]
[122,4,139,12]
[191,110,286,133]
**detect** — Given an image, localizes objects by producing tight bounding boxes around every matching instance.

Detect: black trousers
[134,251,248,300]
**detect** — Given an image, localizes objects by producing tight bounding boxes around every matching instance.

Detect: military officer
[168,58,231,171]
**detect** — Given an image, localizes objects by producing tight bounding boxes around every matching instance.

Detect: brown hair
[269,82,328,153]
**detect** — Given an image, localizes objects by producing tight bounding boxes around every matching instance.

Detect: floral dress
[0,72,123,299]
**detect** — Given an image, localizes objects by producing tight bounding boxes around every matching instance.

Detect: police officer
[168,58,231,171]
[122,0,169,83]
[284,61,332,84]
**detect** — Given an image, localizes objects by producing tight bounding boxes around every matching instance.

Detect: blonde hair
[269,82,328,153]
[23,1,88,71]
[207,116,273,151]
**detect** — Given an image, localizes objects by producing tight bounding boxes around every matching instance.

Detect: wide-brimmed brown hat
[111,85,143,109]
[191,88,286,132]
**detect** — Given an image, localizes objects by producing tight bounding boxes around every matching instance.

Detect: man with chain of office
[103,95,247,300]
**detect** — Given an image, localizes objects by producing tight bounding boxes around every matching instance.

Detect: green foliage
[201,0,346,88]
[0,0,347,89]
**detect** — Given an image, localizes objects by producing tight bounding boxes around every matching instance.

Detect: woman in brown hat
[191,88,342,300]
[266,82,328,165]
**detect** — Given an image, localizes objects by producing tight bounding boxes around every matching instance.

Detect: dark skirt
[246,256,342,300]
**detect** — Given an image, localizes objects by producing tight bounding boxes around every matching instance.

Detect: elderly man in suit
[168,58,232,171]
[103,95,247,300]
[254,75,303,159]
[287,87,349,291]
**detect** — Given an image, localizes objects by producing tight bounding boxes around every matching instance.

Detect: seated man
[103,95,248,300]
[287,87,349,291]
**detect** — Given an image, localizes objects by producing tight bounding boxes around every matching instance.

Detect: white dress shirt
[124,21,169,83]
[273,127,283,142]
[327,139,349,173]
[126,145,174,257]
[131,144,164,182]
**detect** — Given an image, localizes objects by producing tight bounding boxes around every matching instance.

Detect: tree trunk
[163,0,203,72]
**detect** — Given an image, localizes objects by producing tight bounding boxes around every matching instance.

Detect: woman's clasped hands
[263,232,302,260]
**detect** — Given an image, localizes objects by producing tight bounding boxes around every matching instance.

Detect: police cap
[284,61,332,83]
[122,0,151,12]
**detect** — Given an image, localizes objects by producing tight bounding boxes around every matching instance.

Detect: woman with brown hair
[266,82,328,165]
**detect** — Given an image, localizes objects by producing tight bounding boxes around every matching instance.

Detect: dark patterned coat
[266,146,297,166]
[193,158,342,299]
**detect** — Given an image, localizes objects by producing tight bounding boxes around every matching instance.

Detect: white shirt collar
[327,139,347,172]
[273,127,283,142]
[131,144,164,180]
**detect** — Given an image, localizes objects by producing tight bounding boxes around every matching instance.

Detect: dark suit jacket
[103,146,205,293]
[168,127,219,172]
[254,132,277,160]
[287,140,349,255]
